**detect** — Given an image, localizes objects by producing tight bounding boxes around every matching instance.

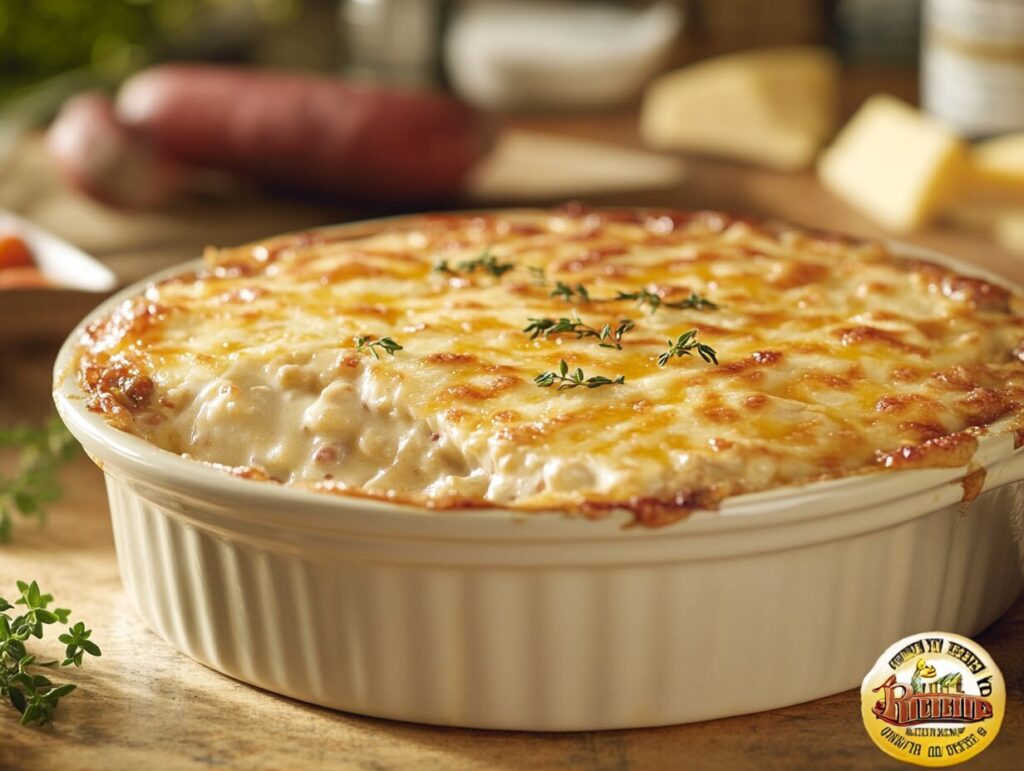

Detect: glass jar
[922,0,1024,137]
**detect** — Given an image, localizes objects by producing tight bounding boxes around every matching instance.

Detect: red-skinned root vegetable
[47,92,184,209]
[114,64,492,202]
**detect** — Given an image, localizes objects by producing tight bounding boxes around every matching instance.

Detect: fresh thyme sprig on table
[534,360,625,390]
[658,329,719,366]
[434,249,515,278]
[355,336,403,359]
[616,289,720,314]
[0,417,78,543]
[1,580,100,726]
[523,312,636,350]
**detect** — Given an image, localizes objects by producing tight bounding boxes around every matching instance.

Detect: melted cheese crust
[73,207,1024,523]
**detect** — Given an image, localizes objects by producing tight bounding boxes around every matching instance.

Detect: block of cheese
[817,95,967,233]
[640,46,840,171]
[970,132,1024,196]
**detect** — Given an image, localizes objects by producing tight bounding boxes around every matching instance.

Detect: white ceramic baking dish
[53,226,1024,731]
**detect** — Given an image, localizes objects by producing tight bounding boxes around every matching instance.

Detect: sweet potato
[47,92,184,208]
[115,65,491,201]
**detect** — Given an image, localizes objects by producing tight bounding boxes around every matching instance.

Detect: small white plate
[0,208,116,292]
[1,209,118,341]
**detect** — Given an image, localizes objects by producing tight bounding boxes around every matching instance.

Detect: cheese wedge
[970,132,1024,197]
[818,95,967,233]
[640,46,840,170]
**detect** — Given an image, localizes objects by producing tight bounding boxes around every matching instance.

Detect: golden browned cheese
[73,207,1024,524]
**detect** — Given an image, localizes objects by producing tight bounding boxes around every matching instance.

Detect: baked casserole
[70,207,1024,524]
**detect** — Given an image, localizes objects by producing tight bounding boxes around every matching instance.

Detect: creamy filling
[146,351,493,502]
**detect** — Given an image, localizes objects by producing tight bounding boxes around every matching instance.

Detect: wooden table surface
[1,111,1022,770]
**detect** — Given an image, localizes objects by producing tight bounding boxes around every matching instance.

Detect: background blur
[0,1,916,91]
[2,0,1023,345]
[0,1,921,117]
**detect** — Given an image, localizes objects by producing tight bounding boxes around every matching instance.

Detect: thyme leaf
[523,312,635,350]
[657,329,719,366]
[550,281,590,303]
[669,291,721,311]
[527,266,546,286]
[0,417,77,543]
[355,336,403,359]
[435,249,515,278]
[616,288,720,314]
[0,580,99,726]
[534,359,625,390]
[460,251,515,277]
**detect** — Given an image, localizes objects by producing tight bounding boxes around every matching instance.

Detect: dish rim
[52,210,1024,540]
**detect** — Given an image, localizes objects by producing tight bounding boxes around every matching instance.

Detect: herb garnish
[355,336,403,359]
[534,360,625,390]
[671,291,721,311]
[0,417,78,543]
[617,289,720,314]
[524,312,635,350]
[550,281,590,303]
[658,329,719,366]
[459,250,514,277]
[1,580,100,726]
[527,266,546,285]
[435,250,515,278]
[547,281,719,312]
